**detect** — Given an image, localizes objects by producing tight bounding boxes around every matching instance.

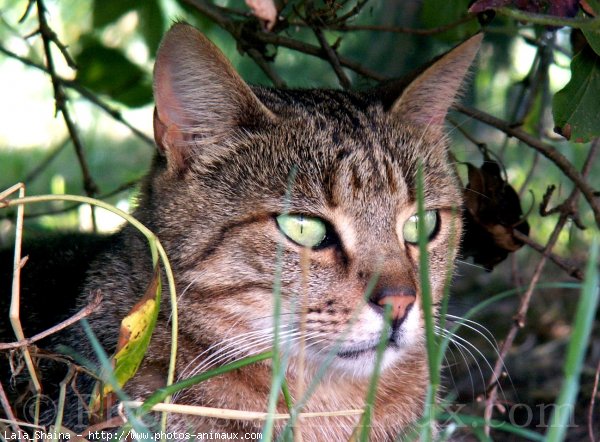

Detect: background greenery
[0,0,599,440]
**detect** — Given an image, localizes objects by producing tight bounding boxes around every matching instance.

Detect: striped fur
[77,24,481,440]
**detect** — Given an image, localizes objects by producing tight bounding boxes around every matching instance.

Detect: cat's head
[148,23,480,377]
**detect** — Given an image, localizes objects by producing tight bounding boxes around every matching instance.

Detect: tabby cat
[1,23,481,440]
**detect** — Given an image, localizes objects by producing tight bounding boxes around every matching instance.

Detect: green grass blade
[263,167,297,441]
[278,273,380,441]
[437,413,546,441]
[416,163,439,441]
[546,236,599,441]
[358,304,393,441]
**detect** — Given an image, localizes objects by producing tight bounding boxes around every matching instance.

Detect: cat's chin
[325,345,412,378]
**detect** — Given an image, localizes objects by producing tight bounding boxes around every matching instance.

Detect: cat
[0,23,481,440]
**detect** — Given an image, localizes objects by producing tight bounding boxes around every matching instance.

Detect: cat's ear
[153,23,275,170]
[388,34,482,128]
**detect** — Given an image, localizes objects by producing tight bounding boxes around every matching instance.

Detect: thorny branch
[454,103,600,229]
[483,138,600,432]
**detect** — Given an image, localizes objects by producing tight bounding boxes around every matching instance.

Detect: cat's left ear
[386,34,482,129]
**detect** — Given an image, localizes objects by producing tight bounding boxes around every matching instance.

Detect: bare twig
[313,27,351,88]
[455,104,600,228]
[0,177,141,221]
[36,0,98,206]
[0,291,103,351]
[484,138,600,433]
[0,44,153,147]
[493,6,600,31]
[24,137,70,184]
[245,47,287,88]
[4,183,42,395]
[590,360,600,442]
[326,15,476,35]
[0,380,22,436]
[513,230,584,280]
[18,0,35,23]
[182,0,386,81]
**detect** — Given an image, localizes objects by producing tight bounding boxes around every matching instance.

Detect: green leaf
[92,0,139,28]
[139,0,165,55]
[420,0,479,41]
[582,28,600,57]
[90,264,162,416]
[110,265,161,393]
[552,47,600,142]
[76,39,152,107]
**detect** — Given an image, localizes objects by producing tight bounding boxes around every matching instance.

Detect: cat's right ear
[153,23,275,171]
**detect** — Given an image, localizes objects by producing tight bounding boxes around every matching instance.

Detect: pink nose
[377,294,416,322]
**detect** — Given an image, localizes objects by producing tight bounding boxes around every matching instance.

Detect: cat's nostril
[370,287,417,323]
[378,295,415,322]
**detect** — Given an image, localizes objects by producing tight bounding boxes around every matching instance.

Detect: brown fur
[70,24,481,439]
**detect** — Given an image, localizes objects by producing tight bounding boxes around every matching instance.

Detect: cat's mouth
[336,340,399,359]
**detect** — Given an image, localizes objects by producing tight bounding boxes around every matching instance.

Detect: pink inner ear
[154,63,187,130]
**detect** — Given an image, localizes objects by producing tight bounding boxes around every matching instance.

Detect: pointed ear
[389,34,482,128]
[153,23,275,170]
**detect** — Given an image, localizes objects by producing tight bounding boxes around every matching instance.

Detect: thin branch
[455,104,600,228]
[36,0,98,205]
[182,0,385,81]
[245,47,287,88]
[18,0,35,23]
[484,137,600,433]
[493,6,600,31]
[254,29,385,80]
[0,291,103,351]
[0,45,153,146]
[327,15,477,35]
[0,381,21,436]
[331,0,369,25]
[24,137,70,184]
[513,230,584,280]
[0,177,141,220]
[313,27,351,88]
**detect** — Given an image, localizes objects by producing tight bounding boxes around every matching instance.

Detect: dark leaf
[470,0,579,16]
[461,158,530,270]
[553,46,600,142]
[582,28,600,56]
[92,0,139,28]
[469,0,511,14]
[139,0,166,55]
[76,39,152,108]
[548,0,580,17]
[421,0,480,41]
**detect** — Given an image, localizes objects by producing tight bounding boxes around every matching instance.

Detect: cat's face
[147,24,479,378]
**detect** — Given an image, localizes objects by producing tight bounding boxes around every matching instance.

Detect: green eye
[402,210,439,244]
[276,214,327,248]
